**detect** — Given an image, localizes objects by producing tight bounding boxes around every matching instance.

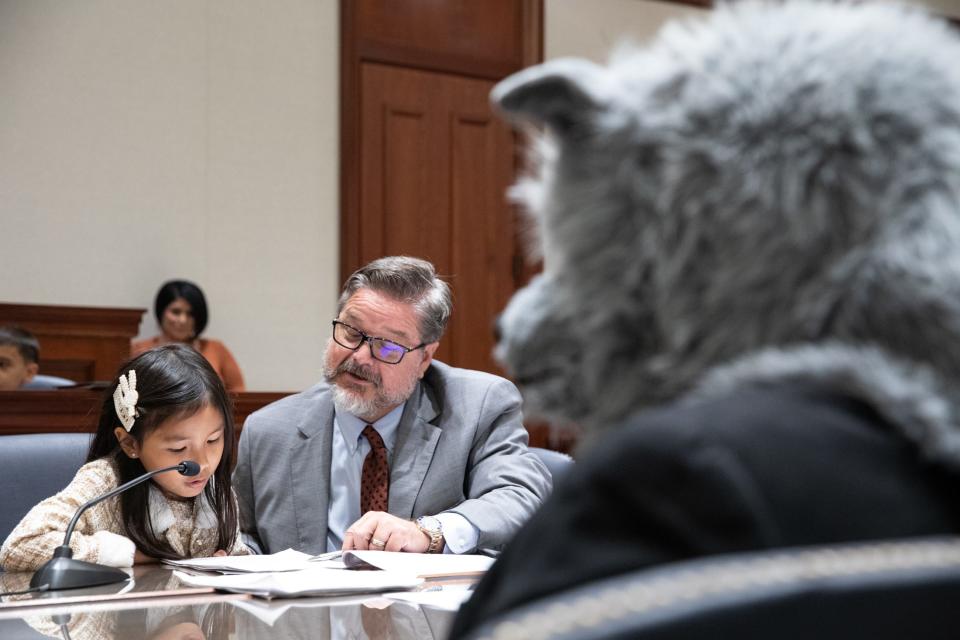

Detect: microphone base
[30,556,130,591]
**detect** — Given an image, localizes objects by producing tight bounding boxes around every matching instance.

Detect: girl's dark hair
[154,280,209,338]
[87,344,237,560]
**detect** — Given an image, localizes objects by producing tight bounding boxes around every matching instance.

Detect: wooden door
[357,63,516,373]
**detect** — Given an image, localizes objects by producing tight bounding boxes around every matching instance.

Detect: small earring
[130,453,138,458]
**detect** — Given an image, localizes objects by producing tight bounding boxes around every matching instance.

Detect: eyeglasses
[331,320,426,365]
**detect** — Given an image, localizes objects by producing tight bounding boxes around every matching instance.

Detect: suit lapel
[389,380,441,518]
[289,392,334,553]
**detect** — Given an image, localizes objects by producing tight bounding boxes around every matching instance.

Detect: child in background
[0,326,40,391]
[0,344,248,570]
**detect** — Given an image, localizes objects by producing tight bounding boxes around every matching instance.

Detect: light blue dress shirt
[326,403,479,553]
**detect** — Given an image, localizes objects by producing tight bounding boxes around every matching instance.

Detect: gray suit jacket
[233,360,551,554]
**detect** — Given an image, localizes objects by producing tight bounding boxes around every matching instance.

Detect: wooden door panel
[353,0,531,79]
[449,116,515,372]
[360,64,452,291]
[383,109,432,256]
[343,0,561,446]
[361,71,424,264]
[359,62,514,373]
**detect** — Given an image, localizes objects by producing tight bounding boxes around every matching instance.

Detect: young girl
[0,344,248,571]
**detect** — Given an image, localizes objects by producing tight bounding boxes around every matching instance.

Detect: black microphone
[30,460,201,591]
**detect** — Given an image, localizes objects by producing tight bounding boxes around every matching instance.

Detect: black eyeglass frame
[331,320,427,365]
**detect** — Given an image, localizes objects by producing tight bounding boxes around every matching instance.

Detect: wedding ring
[370,537,386,548]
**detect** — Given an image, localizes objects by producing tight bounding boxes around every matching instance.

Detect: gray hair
[338,256,452,344]
[492,1,960,434]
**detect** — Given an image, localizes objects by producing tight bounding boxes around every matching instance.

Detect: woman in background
[132,280,245,392]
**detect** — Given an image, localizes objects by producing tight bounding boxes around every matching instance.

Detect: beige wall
[4,0,956,391]
[0,0,339,391]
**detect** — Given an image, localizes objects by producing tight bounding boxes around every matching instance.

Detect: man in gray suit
[234,256,551,555]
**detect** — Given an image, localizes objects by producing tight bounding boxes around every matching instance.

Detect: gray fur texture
[492,1,960,467]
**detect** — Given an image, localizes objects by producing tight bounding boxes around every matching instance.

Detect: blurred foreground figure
[453,1,960,635]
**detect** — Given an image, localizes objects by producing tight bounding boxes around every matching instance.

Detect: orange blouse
[130,336,246,392]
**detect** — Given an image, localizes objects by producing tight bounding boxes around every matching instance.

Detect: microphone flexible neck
[60,462,191,548]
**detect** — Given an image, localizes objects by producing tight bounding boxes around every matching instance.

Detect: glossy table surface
[0,566,464,639]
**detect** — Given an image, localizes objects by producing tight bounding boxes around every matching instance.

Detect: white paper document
[162,548,493,580]
[172,567,422,599]
[342,551,494,577]
[384,586,475,611]
[163,548,337,573]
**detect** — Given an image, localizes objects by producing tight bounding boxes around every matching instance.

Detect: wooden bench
[0,302,144,382]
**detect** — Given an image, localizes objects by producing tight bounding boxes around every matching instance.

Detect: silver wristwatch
[416,515,444,553]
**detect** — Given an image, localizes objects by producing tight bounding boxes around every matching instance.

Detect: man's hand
[342,511,431,553]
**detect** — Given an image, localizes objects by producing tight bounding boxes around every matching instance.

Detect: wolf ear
[492,58,609,134]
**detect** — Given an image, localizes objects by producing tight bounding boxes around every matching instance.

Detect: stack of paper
[165,549,494,578]
[164,548,493,600]
[341,551,494,578]
[165,548,325,573]
[173,567,422,599]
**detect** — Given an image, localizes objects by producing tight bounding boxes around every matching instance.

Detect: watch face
[418,515,441,532]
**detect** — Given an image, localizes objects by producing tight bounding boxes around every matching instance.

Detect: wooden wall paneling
[0,303,145,381]
[448,86,517,373]
[353,0,531,79]
[524,421,578,454]
[230,392,292,431]
[0,390,101,434]
[520,0,543,67]
[0,391,291,438]
[359,63,436,263]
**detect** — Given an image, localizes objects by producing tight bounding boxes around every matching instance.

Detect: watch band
[416,516,444,553]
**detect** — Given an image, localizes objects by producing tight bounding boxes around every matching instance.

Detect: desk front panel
[0,566,461,640]
[0,391,291,437]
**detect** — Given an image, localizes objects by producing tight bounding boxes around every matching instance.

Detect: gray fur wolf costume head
[493,1,960,466]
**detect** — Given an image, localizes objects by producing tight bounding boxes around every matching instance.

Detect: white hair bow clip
[113,370,139,432]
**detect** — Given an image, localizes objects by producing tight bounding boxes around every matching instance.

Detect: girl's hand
[213,549,227,557]
[134,550,158,565]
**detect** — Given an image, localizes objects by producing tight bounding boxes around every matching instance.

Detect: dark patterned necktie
[360,425,389,514]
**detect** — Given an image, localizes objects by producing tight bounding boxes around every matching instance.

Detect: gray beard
[324,358,419,422]
[331,384,384,422]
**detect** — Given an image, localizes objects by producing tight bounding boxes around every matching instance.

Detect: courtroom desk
[0,566,459,639]
[0,390,292,437]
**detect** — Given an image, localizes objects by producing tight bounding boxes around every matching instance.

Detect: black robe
[451,384,960,637]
